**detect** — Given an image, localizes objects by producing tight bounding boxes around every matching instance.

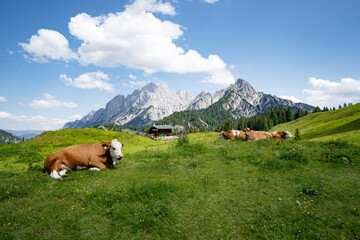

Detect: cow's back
[248,131,272,141]
[45,143,108,170]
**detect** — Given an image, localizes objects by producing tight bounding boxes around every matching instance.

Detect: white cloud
[19,29,77,62]
[202,0,220,3]
[0,96,6,102]
[29,94,77,109]
[67,0,234,85]
[129,74,137,80]
[6,49,14,55]
[280,96,302,103]
[201,69,235,85]
[129,80,150,87]
[20,0,234,85]
[303,77,360,107]
[60,71,115,92]
[0,111,77,130]
[125,0,176,16]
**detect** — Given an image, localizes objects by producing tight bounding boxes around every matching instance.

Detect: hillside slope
[270,103,360,140]
[1,130,359,239]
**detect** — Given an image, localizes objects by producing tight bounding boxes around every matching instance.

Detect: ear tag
[104,146,108,149]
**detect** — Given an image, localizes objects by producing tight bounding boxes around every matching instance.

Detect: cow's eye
[113,147,116,150]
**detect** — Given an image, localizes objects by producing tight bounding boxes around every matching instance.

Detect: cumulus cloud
[303,77,360,107]
[60,71,115,92]
[29,94,77,109]
[21,0,234,85]
[125,0,176,16]
[0,111,79,130]
[19,29,77,62]
[280,96,302,103]
[0,96,6,102]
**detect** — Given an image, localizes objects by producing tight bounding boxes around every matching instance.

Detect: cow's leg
[76,166,88,171]
[88,167,101,171]
[89,161,107,171]
[59,164,70,177]
[50,170,62,180]
[49,157,63,180]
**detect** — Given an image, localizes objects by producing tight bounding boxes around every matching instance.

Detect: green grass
[1,128,360,239]
[270,103,360,140]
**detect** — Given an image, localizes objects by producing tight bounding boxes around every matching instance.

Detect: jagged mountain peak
[64,78,314,129]
[230,78,256,93]
[142,82,164,91]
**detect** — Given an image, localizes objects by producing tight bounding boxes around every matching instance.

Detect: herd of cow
[218,128,293,141]
[44,128,292,180]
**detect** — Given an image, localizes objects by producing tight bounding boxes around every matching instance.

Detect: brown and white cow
[218,130,247,141]
[271,131,293,139]
[243,128,273,141]
[44,139,124,180]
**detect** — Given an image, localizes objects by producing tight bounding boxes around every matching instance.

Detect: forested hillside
[271,103,360,140]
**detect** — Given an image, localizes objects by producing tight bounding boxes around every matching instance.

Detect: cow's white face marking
[218,132,224,139]
[285,131,293,139]
[110,139,123,160]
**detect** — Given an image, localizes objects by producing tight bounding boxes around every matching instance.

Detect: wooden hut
[149,125,174,137]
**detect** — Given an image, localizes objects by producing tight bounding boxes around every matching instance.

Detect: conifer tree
[270,108,279,125]
[286,107,294,122]
[294,128,301,140]
[278,106,286,123]
[295,109,304,119]
[313,106,321,113]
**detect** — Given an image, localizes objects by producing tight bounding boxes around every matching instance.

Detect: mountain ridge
[64,79,314,129]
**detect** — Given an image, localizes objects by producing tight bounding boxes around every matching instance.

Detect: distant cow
[44,139,124,180]
[218,130,247,141]
[244,128,273,141]
[271,131,293,139]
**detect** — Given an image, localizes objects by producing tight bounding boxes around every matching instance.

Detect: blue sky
[1,0,360,130]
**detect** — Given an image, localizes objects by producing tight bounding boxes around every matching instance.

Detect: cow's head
[284,131,293,139]
[218,131,225,139]
[110,139,124,160]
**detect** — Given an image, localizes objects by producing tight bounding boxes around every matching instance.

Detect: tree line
[216,102,354,132]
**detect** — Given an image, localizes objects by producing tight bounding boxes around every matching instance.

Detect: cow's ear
[122,143,124,147]
[102,143,110,150]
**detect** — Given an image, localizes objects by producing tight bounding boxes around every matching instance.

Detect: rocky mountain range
[0,129,22,144]
[64,79,314,129]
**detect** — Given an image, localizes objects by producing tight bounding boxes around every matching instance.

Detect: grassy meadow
[1,106,360,239]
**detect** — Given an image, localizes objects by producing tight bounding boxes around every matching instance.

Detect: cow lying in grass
[218,130,248,140]
[271,131,293,139]
[242,128,293,141]
[243,128,273,141]
[44,139,124,180]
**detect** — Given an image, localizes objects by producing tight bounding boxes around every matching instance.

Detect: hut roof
[150,125,174,130]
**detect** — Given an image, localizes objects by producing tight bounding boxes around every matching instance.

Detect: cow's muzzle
[117,154,123,160]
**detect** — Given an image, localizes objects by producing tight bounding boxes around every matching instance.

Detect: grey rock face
[64,79,314,128]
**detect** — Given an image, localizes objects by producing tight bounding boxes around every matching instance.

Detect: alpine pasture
[1,105,360,239]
